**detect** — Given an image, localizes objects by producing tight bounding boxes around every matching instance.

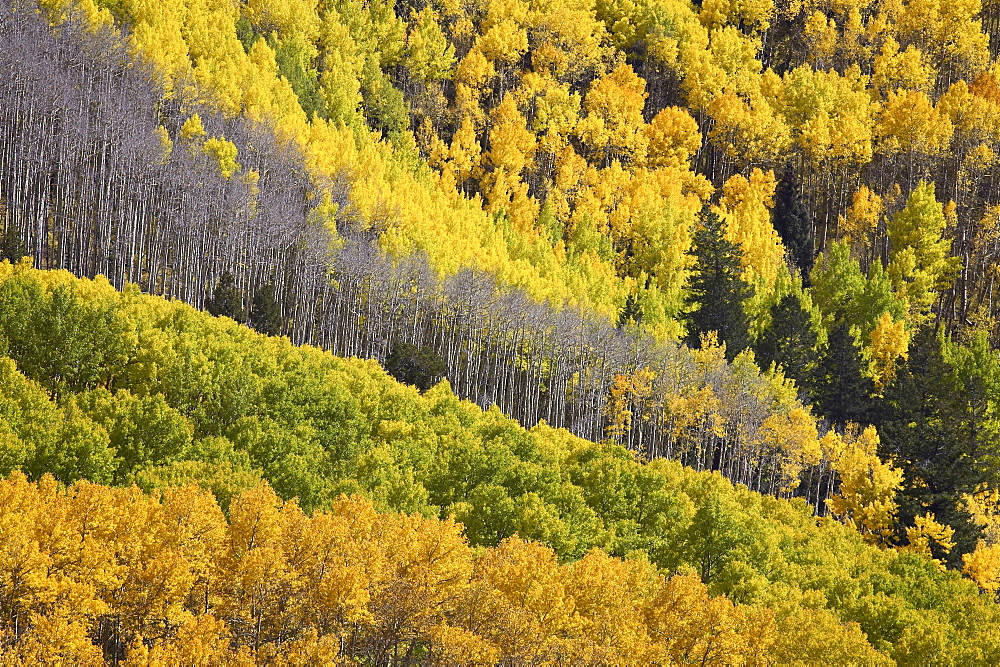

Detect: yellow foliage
[719,169,785,291]
[905,513,956,569]
[876,89,953,156]
[756,407,821,491]
[962,541,1000,594]
[180,114,207,140]
[202,137,241,178]
[577,64,649,165]
[644,106,702,168]
[838,184,882,247]
[867,311,908,392]
[825,426,903,545]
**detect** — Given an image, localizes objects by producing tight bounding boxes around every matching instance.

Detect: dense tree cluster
[4,0,1000,620]
[0,5,842,513]
[1,269,1000,663]
[0,475,911,664]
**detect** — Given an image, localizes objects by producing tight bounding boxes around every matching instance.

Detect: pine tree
[811,320,873,426]
[685,207,754,360]
[249,282,283,336]
[755,292,819,388]
[773,169,814,278]
[206,272,244,322]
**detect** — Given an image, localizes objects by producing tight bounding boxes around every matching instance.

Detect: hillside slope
[0,265,998,662]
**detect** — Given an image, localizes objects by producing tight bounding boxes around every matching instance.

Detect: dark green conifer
[249,282,283,336]
[874,326,996,566]
[385,342,447,391]
[0,228,27,263]
[685,206,754,360]
[755,292,819,388]
[811,320,873,426]
[206,271,244,322]
[773,169,814,279]
[617,292,643,329]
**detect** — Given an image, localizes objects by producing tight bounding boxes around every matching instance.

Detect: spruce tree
[811,320,873,426]
[249,282,283,336]
[0,228,27,263]
[755,292,819,388]
[205,271,244,322]
[874,326,995,565]
[616,292,643,329]
[385,342,447,391]
[685,206,753,360]
[773,169,814,278]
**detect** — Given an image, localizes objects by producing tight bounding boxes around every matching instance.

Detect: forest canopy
[0,265,998,663]
[5,0,1000,659]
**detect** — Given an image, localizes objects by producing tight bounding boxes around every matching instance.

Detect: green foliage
[274,35,325,119]
[685,206,754,359]
[887,183,961,318]
[0,275,136,396]
[810,242,907,339]
[1,266,999,662]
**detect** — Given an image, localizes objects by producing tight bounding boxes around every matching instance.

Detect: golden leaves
[0,474,790,663]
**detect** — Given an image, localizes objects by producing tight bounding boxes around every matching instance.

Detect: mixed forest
[4,0,1000,659]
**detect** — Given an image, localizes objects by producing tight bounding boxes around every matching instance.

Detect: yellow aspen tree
[871,37,936,95]
[867,311,909,393]
[405,7,456,83]
[576,64,649,166]
[243,0,320,38]
[756,406,822,491]
[707,91,791,169]
[483,96,539,231]
[838,185,883,253]
[904,513,956,569]
[202,137,241,178]
[453,48,494,119]
[962,542,1000,594]
[450,115,483,189]
[644,107,702,169]
[876,90,953,158]
[718,169,785,291]
[562,550,662,661]
[825,426,903,545]
[802,10,838,67]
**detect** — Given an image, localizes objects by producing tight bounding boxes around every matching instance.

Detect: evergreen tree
[616,292,643,329]
[205,271,244,322]
[0,228,27,263]
[773,169,814,279]
[685,207,754,360]
[755,292,819,388]
[249,282,283,336]
[875,326,996,566]
[811,320,873,426]
[385,342,447,391]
